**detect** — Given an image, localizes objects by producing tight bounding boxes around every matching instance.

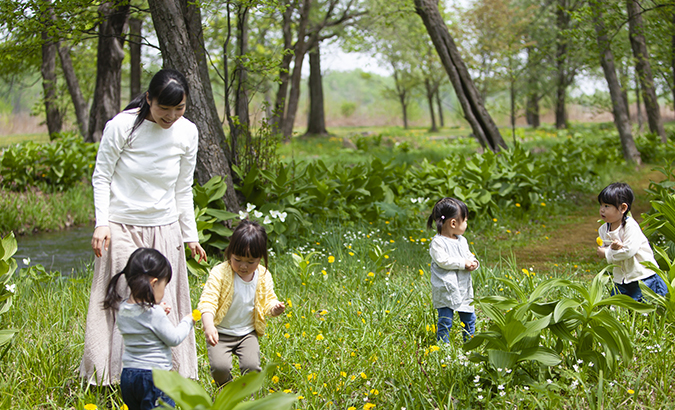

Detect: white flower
[499,391,506,397]
[577,359,583,364]
[497,368,503,372]
[477,387,483,392]
[269,210,279,218]
[238,210,248,220]
[263,216,272,224]
[411,198,417,203]
[498,384,504,390]
[474,375,480,382]
[246,203,256,212]
[22,258,30,265]
[253,210,263,218]
[5,284,16,293]
[477,395,483,400]
[523,386,529,391]
[546,379,552,384]
[589,362,594,367]
[295,197,301,202]
[279,212,287,222]
[571,380,579,388]
[505,368,512,374]
[573,364,579,372]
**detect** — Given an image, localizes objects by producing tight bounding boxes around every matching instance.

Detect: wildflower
[283,389,292,393]
[316,334,324,341]
[361,372,367,379]
[319,309,328,315]
[516,203,521,207]
[348,407,356,410]
[121,405,128,410]
[420,238,427,242]
[5,284,16,293]
[84,405,98,410]
[540,202,546,206]
[328,256,335,263]
[321,270,327,275]
[279,212,287,222]
[284,333,290,338]
[22,257,30,265]
[493,218,497,222]
[499,391,506,397]
[364,404,376,410]
[477,395,483,400]
[596,237,604,246]
[192,309,201,321]
[349,252,355,256]
[253,210,263,218]
[351,352,356,357]
[341,371,347,377]
[627,389,635,394]
[384,255,389,259]
[238,210,248,220]
[419,269,424,276]
[272,376,279,383]
[263,216,272,224]
[297,396,304,400]
[368,272,375,277]
[498,384,504,390]
[246,203,256,212]
[430,345,440,352]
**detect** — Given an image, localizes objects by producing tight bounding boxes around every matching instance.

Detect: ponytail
[103,272,125,310]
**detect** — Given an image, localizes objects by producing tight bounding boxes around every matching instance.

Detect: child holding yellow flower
[198,220,285,385]
[596,182,667,301]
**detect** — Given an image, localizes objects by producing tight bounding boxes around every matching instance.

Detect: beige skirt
[79,222,198,385]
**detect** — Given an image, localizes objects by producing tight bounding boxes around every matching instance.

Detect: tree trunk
[232,3,251,166]
[41,27,62,136]
[627,0,665,142]
[435,87,444,127]
[414,0,506,151]
[635,71,643,132]
[510,76,516,141]
[306,42,328,135]
[555,0,569,129]
[86,1,130,142]
[425,78,438,132]
[129,17,143,99]
[282,0,312,139]
[148,0,239,211]
[271,1,295,135]
[593,6,641,164]
[57,43,88,137]
[619,63,630,119]
[526,92,540,128]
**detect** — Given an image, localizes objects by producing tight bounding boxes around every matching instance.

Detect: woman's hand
[187,242,207,263]
[92,226,111,258]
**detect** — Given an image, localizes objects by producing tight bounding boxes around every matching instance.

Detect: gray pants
[207,331,261,385]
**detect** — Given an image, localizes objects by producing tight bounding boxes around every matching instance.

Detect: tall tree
[148,0,239,211]
[414,0,506,151]
[128,17,143,99]
[305,41,328,135]
[593,2,640,164]
[626,0,665,141]
[86,0,130,142]
[57,43,88,136]
[40,5,62,136]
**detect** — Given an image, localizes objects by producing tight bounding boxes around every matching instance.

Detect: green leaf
[213,368,270,410]
[0,329,16,347]
[231,392,297,410]
[152,369,212,409]
[0,232,17,261]
[553,298,582,323]
[487,349,518,370]
[517,346,562,366]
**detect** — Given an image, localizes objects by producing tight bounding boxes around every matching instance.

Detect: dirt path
[511,168,662,273]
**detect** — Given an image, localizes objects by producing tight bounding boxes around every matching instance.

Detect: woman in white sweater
[80,69,207,385]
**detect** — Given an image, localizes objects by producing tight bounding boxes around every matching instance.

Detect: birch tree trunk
[414,0,506,151]
[593,6,641,164]
[148,0,239,211]
[86,1,129,142]
[626,0,665,142]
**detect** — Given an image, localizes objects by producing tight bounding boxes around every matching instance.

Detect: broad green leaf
[553,298,582,323]
[0,329,17,347]
[152,369,212,409]
[517,346,562,366]
[231,392,297,410]
[213,368,271,410]
[487,349,518,370]
[595,294,654,313]
[1,232,17,261]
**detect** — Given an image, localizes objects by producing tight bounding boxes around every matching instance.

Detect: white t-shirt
[92,110,199,242]
[217,270,258,336]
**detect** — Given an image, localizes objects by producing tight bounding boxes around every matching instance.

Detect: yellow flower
[285,323,290,328]
[287,299,293,308]
[341,371,347,377]
[351,351,356,357]
[389,239,395,243]
[192,309,201,321]
[420,238,427,242]
[361,372,367,379]
[522,268,529,276]
[385,221,390,224]
[493,218,498,222]
[541,202,546,206]
[349,252,354,256]
[368,272,375,277]
[316,334,324,341]
[321,269,327,275]
[506,229,511,233]
[384,254,389,259]
[297,396,304,400]
[596,237,604,246]
[272,375,279,383]
[84,405,98,410]
[348,407,357,410]
[284,333,290,338]
[419,269,424,276]
[364,403,376,409]
[283,389,292,393]
[328,255,335,263]
[430,345,440,352]
[627,389,635,394]
[516,203,521,207]
[319,309,328,315]
[121,405,128,410]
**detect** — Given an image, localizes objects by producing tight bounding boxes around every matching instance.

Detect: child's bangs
[230,234,266,260]
[156,82,186,106]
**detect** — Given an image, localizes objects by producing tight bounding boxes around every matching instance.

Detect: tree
[626,0,665,141]
[305,42,328,135]
[85,0,130,143]
[40,5,62,136]
[128,17,143,99]
[414,0,506,151]
[592,1,640,164]
[147,0,239,211]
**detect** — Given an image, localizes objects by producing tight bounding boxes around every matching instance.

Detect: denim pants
[120,368,175,410]
[611,274,668,302]
[437,307,476,343]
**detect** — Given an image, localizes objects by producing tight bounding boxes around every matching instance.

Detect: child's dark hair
[125,69,189,137]
[427,197,469,234]
[226,219,269,268]
[103,248,172,310]
[598,182,634,227]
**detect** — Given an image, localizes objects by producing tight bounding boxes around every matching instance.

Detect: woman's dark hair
[103,248,173,310]
[125,69,189,137]
[426,197,469,235]
[598,182,634,227]
[226,219,269,268]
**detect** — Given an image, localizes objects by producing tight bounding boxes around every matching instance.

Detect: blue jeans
[611,274,668,302]
[120,368,175,410]
[437,307,476,343]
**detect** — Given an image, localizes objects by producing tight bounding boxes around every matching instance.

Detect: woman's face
[146,94,186,129]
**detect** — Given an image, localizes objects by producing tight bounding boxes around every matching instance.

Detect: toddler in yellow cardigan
[198,220,285,385]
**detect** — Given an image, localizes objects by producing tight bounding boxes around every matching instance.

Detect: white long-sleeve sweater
[598,216,658,284]
[92,110,199,242]
[429,234,479,312]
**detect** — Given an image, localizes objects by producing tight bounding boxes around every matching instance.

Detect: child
[427,197,479,343]
[104,248,194,410]
[596,182,667,301]
[198,220,285,385]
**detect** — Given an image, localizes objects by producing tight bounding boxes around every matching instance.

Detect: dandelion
[349,252,355,256]
[348,407,356,410]
[351,352,356,357]
[368,272,375,277]
[272,375,279,383]
[341,371,347,377]
[284,389,293,393]
[384,254,390,259]
[192,309,201,321]
[540,202,546,206]
[493,218,497,222]
[328,255,335,263]
[284,333,290,338]
[361,372,368,379]
[316,334,324,341]
[596,237,604,246]
[84,405,97,410]
[419,269,424,276]
[321,269,327,275]
[297,396,304,400]
[516,203,521,207]
[627,389,635,394]
[364,404,376,410]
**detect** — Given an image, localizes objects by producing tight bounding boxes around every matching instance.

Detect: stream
[15,224,95,275]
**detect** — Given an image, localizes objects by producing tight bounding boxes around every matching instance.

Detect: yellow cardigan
[198,262,280,337]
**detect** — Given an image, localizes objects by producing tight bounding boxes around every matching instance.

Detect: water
[15,225,95,275]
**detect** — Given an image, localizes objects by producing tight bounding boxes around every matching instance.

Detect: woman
[80,69,207,385]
